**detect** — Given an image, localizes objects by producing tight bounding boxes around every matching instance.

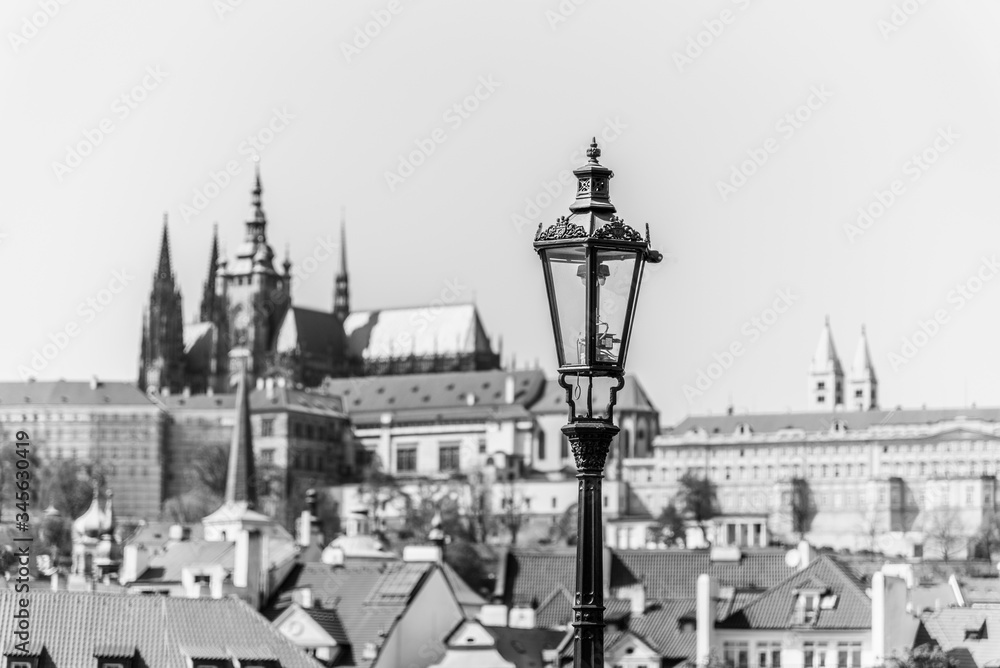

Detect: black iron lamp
[533,139,661,668]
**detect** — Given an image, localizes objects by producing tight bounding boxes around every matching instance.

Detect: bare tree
[191,443,229,497]
[677,472,718,546]
[925,506,966,561]
[497,476,526,546]
[648,502,686,548]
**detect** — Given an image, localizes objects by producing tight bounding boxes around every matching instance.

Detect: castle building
[620,321,1000,558]
[138,167,502,395]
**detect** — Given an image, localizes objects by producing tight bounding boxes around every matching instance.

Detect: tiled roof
[275,306,348,360]
[535,587,574,629]
[721,555,871,630]
[959,578,1000,607]
[672,407,1000,436]
[503,548,795,609]
[163,386,345,416]
[0,590,317,668]
[533,374,658,415]
[0,380,158,407]
[303,607,350,645]
[269,560,436,668]
[323,370,545,420]
[922,608,1000,668]
[136,540,233,581]
[344,303,491,359]
[485,625,566,668]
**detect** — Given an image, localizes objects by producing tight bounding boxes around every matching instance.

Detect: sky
[3,0,1000,426]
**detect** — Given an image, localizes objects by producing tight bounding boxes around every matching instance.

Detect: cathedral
[139,167,502,395]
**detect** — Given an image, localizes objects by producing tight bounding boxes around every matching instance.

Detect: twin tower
[808,317,878,411]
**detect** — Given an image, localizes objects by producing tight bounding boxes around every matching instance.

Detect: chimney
[256,377,265,390]
[90,375,99,390]
[797,540,813,570]
[50,573,62,591]
[479,604,509,626]
[504,375,516,404]
[207,386,214,397]
[183,386,191,398]
[265,377,275,399]
[234,529,264,606]
[629,583,646,617]
[120,544,149,585]
[696,573,717,665]
[292,587,314,609]
[508,607,536,629]
[466,393,476,406]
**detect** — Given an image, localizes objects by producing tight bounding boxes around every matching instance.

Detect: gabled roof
[344,303,492,359]
[183,321,215,372]
[922,608,1000,668]
[268,560,440,667]
[486,625,565,668]
[276,305,348,360]
[0,591,317,668]
[0,380,159,407]
[720,555,871,630]
[303,607,350,645]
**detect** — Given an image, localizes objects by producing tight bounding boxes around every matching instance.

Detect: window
[723,642,749,668]
[439,443,460,471]
[261,418,274,437]
[817,381,826,390]
[837,643,862,668]
[396,446,417,473]
[260,448,275,464]
[537,432,546,460]
[478,438,487,454]
[803,643,828,668]
[795,592,820,625]
[758,642,781,668]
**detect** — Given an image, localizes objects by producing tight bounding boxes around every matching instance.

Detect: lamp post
[533,139,661,668]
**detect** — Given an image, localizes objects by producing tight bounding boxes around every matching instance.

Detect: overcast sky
[4,0,1000,425]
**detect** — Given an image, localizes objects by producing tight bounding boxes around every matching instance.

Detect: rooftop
[0,380,157,408]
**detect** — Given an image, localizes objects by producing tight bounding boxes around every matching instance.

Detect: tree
[357,459,401,533]
[191,443,229,497]
[883,645,957,668]
[925,506,966,561]
[0,441,41,522]
[497,476,526,546]
[551,503,578,546]
[677,472,718,546]
[648,502,686,547]
[162,488,222,523]
[443,538,492,596]
[38,458,108,519]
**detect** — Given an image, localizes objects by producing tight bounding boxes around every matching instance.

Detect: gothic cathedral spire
[139,214,185,395]
[333,207,350,322]
[200,223,220,322]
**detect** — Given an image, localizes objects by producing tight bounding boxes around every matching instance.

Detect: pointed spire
[156,213,172,282]
[810,315,843,375]
[225,368,258,508]
[283,242,292,275]
[851,325,875,378]
[245,160,268,244]
[333,207,350,322]
[252,162,265,223]
[199,224,220,322]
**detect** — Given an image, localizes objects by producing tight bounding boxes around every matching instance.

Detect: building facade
[622,321,1000,557]
[0,379,166,521]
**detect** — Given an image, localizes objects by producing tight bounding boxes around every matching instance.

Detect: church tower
[139,216,185,394]
[849,325,878,411]
[199,223,220,322]
[216,165,292,387]
[333,208,350,322]
[808,316,844,410]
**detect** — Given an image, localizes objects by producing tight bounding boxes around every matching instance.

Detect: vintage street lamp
[533,139,661,668]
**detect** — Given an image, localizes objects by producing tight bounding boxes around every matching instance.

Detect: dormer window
[831,420,847,434]
[94,645,135,668]
[736,424,752,437]
[7,659,38,668]
[794,592,821,625]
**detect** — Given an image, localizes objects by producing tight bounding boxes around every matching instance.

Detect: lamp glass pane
[543,245,588,367]
[594,248,641,366]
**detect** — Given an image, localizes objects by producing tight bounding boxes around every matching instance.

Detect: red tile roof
[0,590,318,668]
